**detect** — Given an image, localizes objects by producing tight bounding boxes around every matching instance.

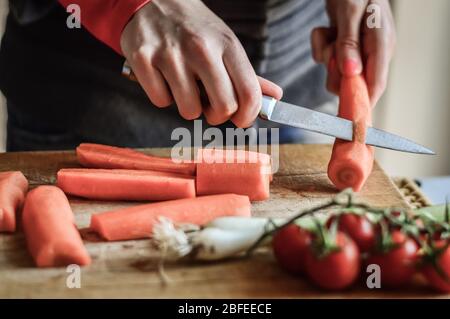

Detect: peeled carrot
[90,194,251,241]
[0,171,28,232]
[196,148,272,201]
[328,74,374,192]
[22,186,91,267]
[57,168,196,201]
[77,143,196,176]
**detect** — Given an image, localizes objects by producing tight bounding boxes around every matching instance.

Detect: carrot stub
[0,171,28,232]
[57,168,196,201]
[90,194,252,241]
[77,143,196,176]
[196,148,272,201]
[22,186,91,267]
[328,75,374,192]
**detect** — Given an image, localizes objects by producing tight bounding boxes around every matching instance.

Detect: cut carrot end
[196,149,271,201]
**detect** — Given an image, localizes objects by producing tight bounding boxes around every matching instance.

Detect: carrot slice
[196,148,272,201]
[90,194,251,241]
[328,75,374,192]
[0,171,28,232]
[57,168,196,201]
[22,186,91,267]
[77,143,196,176]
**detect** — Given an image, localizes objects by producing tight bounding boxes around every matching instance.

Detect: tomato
[272,224,312,274]
[366,230,419,288]
[422,241,450,293]
[305,232,360,290]
[327,213,376,253]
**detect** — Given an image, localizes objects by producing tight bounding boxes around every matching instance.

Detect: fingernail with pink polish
[343,58,360,76]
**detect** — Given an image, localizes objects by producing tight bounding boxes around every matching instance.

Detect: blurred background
[0,0,449,180]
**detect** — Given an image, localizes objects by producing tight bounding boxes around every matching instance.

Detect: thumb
[335,1,367,77]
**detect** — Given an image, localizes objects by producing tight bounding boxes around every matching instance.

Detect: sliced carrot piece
[77,143,196,176]
[0,171,28,232]
[328,75,374,192]
[196,148,272,201]
[90,194,251,241]
[57,168,196,201]
[22,186,91,267]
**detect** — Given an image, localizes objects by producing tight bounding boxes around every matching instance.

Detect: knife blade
[121,62,434,155]
[260,96,435,155]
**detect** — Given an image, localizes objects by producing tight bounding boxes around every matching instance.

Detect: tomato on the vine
[272,224,312,274]
[327,213,376,253]
[366,230,419,288]
[305,231,360,290]
[421,240,450,293]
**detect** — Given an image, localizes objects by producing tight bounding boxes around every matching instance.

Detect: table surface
[0,144,447,298]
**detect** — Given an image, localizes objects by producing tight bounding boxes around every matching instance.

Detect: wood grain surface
[0,144,446,298]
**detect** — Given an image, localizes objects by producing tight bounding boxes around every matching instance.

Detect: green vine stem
[246,189,449,257]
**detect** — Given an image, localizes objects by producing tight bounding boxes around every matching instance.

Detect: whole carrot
[328,74,374,192]
[22,186,91,267]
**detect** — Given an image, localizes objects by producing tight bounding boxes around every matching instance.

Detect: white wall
[374,0,450,178]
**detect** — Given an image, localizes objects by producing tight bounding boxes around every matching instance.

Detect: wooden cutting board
[0,144,445,298]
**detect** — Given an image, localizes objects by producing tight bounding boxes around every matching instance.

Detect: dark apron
[0,0,332,151]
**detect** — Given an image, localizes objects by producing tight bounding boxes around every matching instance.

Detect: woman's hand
[311,0,396,106]
[120,0,282,128]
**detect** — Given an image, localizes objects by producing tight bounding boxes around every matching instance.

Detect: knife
[122,62,434,155]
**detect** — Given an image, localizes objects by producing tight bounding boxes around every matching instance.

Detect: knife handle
[260,96,277,120]
[122,61,277,120]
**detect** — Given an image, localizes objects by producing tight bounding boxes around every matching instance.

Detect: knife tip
[418,146,436,155]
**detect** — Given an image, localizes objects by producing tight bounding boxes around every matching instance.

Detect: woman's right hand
[120,0,282,128]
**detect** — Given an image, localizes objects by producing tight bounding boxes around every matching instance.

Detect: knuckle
[222,31,240,50]
[337,37,360,50]
[186,34,208,51]
[152,49,172,66]
[185,35,212,61]
[131,46,151,66]
[240,84,261,109]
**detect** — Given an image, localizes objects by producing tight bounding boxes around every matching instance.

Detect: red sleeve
[59,0,151,55]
